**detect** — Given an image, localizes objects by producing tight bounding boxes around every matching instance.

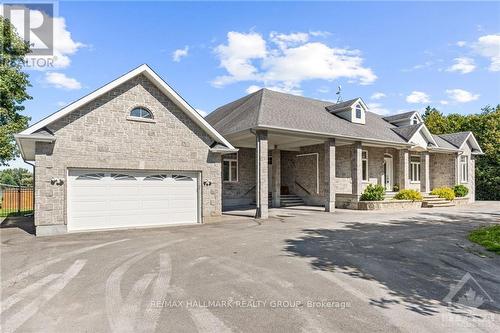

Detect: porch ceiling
[226,130,353,150]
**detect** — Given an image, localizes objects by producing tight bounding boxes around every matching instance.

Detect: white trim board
[20,64,235,150]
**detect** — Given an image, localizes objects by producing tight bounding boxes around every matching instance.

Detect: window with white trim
[130,107,153,119]
[355,105,362,119]
[223,153,238,182]
[362,150,368,181]
[410,155,421,182]
[410,115,419,125]
[460,155,468,182]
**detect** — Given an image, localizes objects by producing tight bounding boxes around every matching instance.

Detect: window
[111,173,136,181]
[362,150,368,181]
[460,155,468,182]
[76,173,105,180]
[223,153,238,182]
[410,155,421,182]
[355,105,362,119]
[130,107,153,119]
[410,115,419,125]
[144,174,168,181]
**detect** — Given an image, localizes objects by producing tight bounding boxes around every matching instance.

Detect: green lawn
[468,225,500,254]
[0,208,33,217]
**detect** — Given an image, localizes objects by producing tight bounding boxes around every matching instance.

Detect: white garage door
[68,170,199,231]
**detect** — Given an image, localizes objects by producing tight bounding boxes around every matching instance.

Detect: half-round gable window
[130,107,153,119]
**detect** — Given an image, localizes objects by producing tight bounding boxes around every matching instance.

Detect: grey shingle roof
[383,111,418,123]
[33,127,55,137]
[432,135,457,149]
[391,124,422,141]
[207,89,408,144]
[438,132,471,148]
[325,98,359,112]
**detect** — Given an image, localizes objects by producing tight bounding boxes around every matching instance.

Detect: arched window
[130,107,153,119]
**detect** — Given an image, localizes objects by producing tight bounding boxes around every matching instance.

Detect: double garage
[67,169,200,232]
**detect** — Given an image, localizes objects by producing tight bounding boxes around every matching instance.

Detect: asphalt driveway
[1,202,499,332]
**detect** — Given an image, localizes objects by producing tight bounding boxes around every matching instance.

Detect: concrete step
[422,195,440,199]
[425,203,456,208]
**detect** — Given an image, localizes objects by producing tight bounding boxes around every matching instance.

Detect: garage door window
[76,173,105,180]
[172,174,194,181]
[111,173,136,181]
[144,174,168,181]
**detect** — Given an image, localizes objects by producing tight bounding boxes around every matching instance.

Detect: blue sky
[3,1,500,168]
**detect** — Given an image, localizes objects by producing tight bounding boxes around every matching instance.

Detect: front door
[383,156,393,191]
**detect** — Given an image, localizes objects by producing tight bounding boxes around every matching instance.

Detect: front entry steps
[279,194,305,207]
[253,193,306,207]
[422,194,456,208]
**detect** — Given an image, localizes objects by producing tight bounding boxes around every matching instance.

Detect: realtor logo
[1,2,54,55]
[443,272,493,308]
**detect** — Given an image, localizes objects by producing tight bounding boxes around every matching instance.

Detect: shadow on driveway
[284,210,500,317]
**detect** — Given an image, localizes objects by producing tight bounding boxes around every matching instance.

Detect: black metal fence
[0,184,34,217]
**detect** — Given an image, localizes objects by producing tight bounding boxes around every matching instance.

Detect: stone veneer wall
[34,74,222,229]
[429,153,456,189]
[221,148,256,207]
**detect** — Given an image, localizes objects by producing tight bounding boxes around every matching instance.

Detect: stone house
[15,65,482,235]
[205,88,483,218]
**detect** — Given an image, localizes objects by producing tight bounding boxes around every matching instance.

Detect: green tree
[423,105,500,200]
[0,17,32,165]
[0,168,33,187]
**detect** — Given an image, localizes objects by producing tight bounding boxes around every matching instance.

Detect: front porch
[222,129,466,218]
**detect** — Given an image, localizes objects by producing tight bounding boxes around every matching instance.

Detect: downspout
[250,129,260,218]
[24,160,35,217]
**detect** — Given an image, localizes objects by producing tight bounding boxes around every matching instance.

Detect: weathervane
[336,85,343,103]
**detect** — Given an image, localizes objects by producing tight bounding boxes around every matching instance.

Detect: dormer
[326,98,367,124]
[383,111,422,127]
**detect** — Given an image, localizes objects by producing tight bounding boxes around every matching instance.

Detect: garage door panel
[68,170,199,231]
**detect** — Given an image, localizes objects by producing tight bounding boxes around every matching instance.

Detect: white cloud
[447,57,476,74]
[367,103,390,116]
[445,89,479,103]
[318,86,330,94]
[406,91,430,104]
[309,31,331,38]
[196,108,208,117]
[440,100,449,105]
[370,92,386,100]
[212,31,376,91]
[456,41,467,47]
[473,34,500,71]
[172,46,189,62]
[44,72,82,90]
[246,85,261,94]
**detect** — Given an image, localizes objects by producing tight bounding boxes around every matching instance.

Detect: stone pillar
[454,153,460,185]
[351,141,363,200]
[271,148,281,208]
[420,151,430,193]
[324,138,336,212]
[470,156,475,203]
[399,149,410,189]
[255,130,268,219]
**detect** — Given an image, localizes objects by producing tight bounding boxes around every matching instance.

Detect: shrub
[392,184,400,192]
[360,184,385,201]
[453,184,469,198]
[431,187,455,201]
[393,189,423,201]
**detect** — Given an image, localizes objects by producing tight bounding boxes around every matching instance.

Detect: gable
[16,65,235,161]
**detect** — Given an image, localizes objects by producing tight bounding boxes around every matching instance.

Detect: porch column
[255,130,268,219]
[271,148,281,208]
[324,138,336,212]
[399,149,410,189]
[351,141,363,200]
[420,151,430,193]
[454,153,460,185]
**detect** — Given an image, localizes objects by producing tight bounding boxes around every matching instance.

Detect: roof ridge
[255,89,266,126]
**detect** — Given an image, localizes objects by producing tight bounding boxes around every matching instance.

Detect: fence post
[17,186,21,213]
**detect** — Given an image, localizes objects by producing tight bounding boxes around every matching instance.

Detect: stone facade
[34,74,222,230]
[222,142,473,209]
